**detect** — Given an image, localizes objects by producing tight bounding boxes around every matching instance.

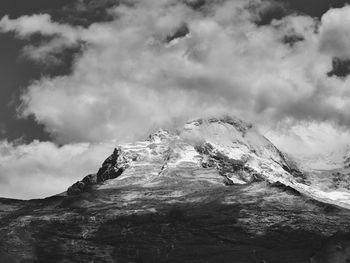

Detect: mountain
[67,116,303,195]
[66,116,350,210]
[1,116,350,263]
[295,145,350,202]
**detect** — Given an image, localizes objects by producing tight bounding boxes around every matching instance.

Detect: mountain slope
[2,116,350,263]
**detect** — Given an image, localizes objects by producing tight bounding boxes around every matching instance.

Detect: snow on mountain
[292,144,350,206]
[297,145,350,171]
[67,116,350,210]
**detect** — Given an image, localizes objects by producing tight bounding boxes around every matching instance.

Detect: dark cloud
[166,23,190,43]
[0,0,72,18]
[0,32,51,142]
[0,30,83,142]
[0,0,119,26]
[328,58,350,78]
[49,0,120,26]
[183,0,207,10]
[255,0,350,26]
[276,0,349,18]
[255,1,289,25]
[282,34,304,46]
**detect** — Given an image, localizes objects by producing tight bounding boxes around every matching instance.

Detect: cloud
[0,14,80,40]
[2,3,350,137]
[0,14,82,62]
[319,5,350,58]
[263,121,350,156]
[0,140,114,199]
[0,1,337,142]
[1,0,350,198]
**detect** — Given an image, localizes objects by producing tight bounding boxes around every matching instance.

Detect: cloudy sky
[1,0,350,199]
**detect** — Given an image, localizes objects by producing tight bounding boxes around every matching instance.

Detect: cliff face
[2,117,350,263]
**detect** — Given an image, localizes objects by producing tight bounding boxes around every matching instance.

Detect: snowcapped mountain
[67,116,350,210]
[3,116,350,262]
[68,116,303,195]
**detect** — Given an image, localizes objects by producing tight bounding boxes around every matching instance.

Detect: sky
[1,0,350,199]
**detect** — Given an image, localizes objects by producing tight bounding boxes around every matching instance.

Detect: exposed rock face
[195,142,262,184]
[67,173,97,195]
[97,147,129,183]
[67,147,130,195]
[2,116,350,263]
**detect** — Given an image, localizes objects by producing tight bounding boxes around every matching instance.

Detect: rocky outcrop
[96,147,129,182]
[67,173,98,195]
[195,142,263,184]
[67,147,129,195]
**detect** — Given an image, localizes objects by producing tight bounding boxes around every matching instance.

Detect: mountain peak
[67,116,302,198]
[184,116,253,134]
[64,116,350,210]
[148,128,173,143]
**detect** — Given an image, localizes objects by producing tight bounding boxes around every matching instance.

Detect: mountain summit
[68,116,302,195]
[67,116,350,210]
[2,117,350,262]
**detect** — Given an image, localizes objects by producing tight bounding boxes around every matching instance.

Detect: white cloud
[0,14,80,40]
[0,140,114,199]
[0,14,82,61]
[264,121,350,156]
[319,5,350,58]
[1,1,350,198]
[6,1,340,142]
